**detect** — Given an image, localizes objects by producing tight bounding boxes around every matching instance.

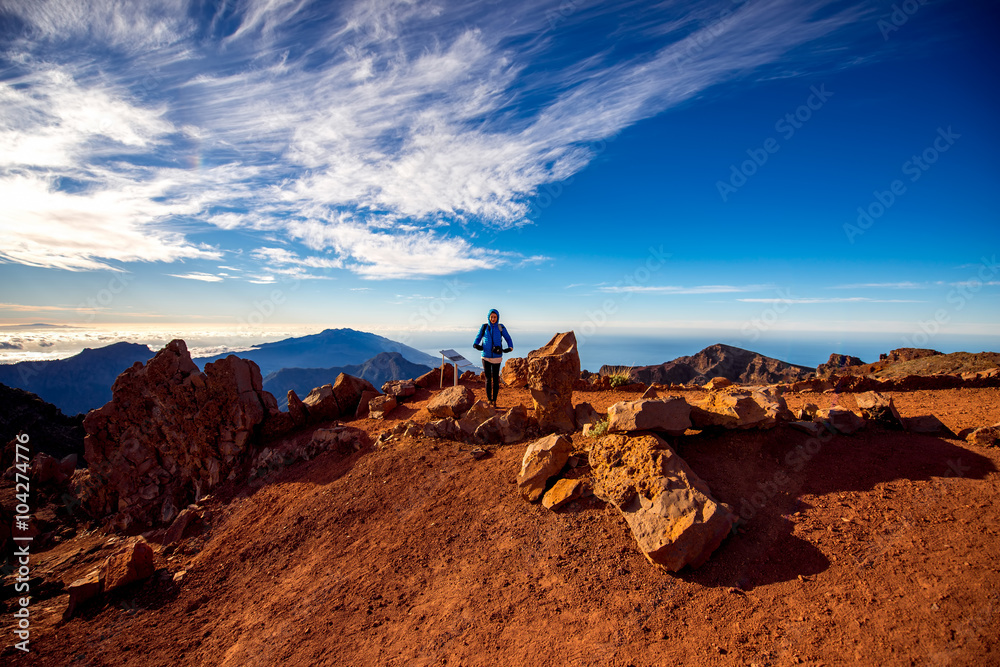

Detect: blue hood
[488,308,499,322]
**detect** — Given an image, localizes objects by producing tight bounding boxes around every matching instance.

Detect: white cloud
[0,172,221,271]
[600,284,774,295]
[0,0,869,278]
[832,281,938,289]
[737,297,924,304]
[167,272,225,282]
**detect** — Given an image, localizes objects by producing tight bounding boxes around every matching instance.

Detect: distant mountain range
[0,342,154,416]
[195,328,439,376]
[0,329,440,416]
[602,343,815,386]
[263,352,433,408]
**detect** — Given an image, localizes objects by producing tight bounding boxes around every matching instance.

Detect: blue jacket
[474,308,513,359]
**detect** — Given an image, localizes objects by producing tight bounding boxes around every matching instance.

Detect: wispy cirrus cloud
[600,283,774,295]
[1,0,869,279]
[831,281,940,289]
[738,297,924,304]
[167,272,225,282]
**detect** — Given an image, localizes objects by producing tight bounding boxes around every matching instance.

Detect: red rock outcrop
[81,340,289,530]
[816,354,865,377]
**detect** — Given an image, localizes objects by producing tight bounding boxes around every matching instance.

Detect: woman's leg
[490,361,500,403]
[483,360,500,404]
[483,360,494,403]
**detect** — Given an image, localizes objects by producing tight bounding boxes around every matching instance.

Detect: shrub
[605,365,634,388]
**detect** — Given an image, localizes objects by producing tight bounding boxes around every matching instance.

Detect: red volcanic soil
[6,383,1000,666]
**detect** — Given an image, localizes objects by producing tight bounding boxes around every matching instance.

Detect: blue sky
[1,0,997,360]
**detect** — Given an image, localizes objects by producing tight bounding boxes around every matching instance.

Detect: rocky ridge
[607,343,815,386]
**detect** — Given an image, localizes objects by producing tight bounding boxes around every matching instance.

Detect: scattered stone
[855,391,903,428]
[427,385,475,419]
[469,447,489,460]
[607,398,692,436]
[815,408,866,435]
[967,424,1000,447]
[423,418,461,440]
[526,332,581,433]
[517,434,573,502]
[382,380,416,399]
[368,395,398,419]
[590,432,737,572]
[542,478,587,510]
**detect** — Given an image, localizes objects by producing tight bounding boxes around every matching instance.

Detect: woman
[473,308,513,407]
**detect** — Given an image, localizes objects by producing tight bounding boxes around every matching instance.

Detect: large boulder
[82,340,282,530]
[301,384,341,422]
[606,398,691,436]
[333,373,378,417]
[427,385,475,419]
[590,433,737,572]
[526,332,580,433]
[517,434,573,502]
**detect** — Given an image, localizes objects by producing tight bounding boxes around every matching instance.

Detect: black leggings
[483,360,501,402]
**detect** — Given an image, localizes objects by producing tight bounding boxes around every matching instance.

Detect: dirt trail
[7,384,1000,666]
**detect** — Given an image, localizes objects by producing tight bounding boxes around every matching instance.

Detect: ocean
[2,324,998,374]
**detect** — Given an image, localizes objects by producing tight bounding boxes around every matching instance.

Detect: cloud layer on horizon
[1,0,869,279]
